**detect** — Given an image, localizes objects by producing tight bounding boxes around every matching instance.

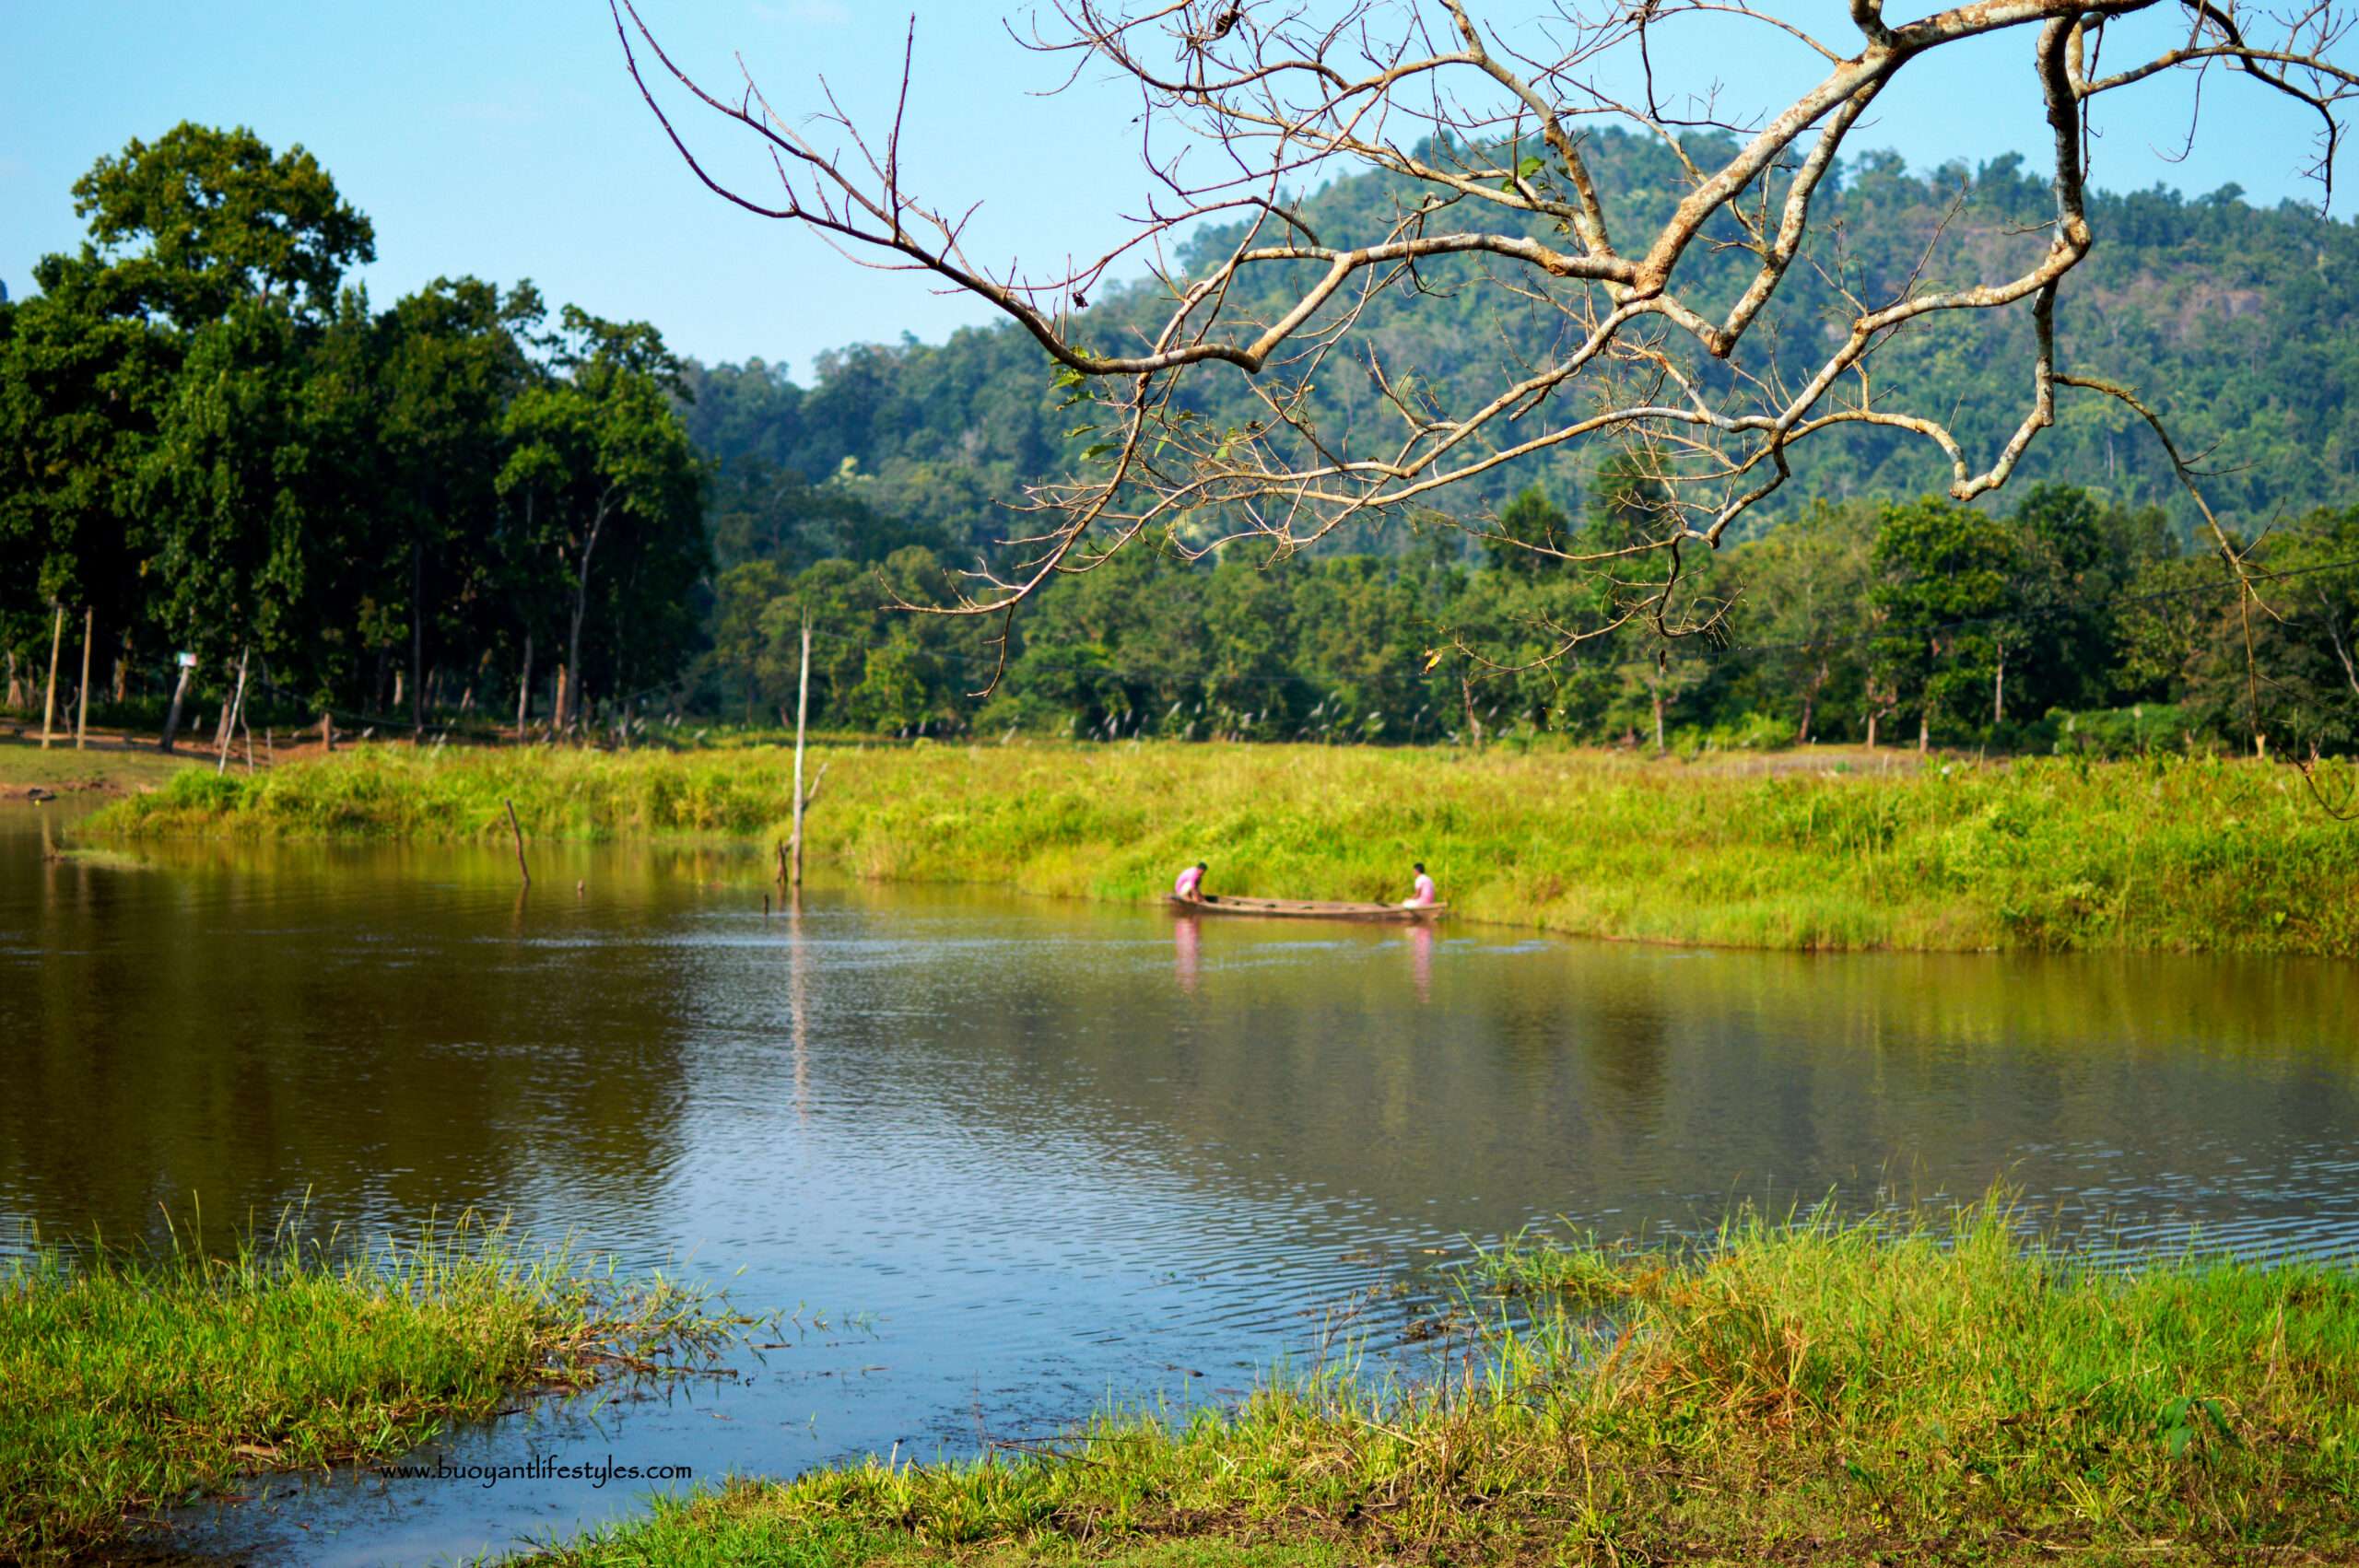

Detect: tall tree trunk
[515,633,534,737]
[76,607,93,750]
[217,648,249,775]
[1918,704,1931,755]
[553,664,569,735]
[1798,659,1826,745]
[1460,674,1484,750]
[2320,594,2359,696]
[411,544,425,740]
[113,627,131,702]
[6,649,20,711]
[560,497,612,733]
[1650,650,1667,754]
[1992,636,2006,726]
[40,603,65,750]
[160,660,195,753]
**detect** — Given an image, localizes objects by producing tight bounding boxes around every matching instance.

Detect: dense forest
[7,124,2359,755]
[686,129,2359,755]
[0,123,704,743]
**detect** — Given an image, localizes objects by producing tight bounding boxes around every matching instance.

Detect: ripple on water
[2,824,2356,1562]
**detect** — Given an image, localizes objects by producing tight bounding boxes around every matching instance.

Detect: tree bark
[411,543,425,740]
[76,607,93,750]
[40,603,64,750]
[217,648,250,775]
[160,661,195,754]
[1992,636,2007,726]
[1649,651,1667,754]
[2319,593,2359,696]
[320,710,335,752]
[515,633,534,738]
[558,495,614,732]
[1797,658,1826,746]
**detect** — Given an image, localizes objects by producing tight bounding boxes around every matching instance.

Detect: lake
[4,802,2355,1563]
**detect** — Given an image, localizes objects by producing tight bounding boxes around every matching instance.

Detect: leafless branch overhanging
[610,0,2358,660]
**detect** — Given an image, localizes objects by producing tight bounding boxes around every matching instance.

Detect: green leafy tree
[68,122,372,330]
[1869,497,2025,745]
[376,277,545,731]
[498,315,704,729]
[0,267,173,712]
[1726,499,1877,743]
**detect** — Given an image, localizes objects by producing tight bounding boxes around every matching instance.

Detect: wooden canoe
[1167,894,1448,923]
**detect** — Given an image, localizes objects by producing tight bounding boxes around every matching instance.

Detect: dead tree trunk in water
[505,798,530,887]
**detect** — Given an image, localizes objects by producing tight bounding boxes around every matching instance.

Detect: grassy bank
[534,1204,2359,1566]
[0,732,197,798]
[88,740,2359,954]
[0,1217,722,1564]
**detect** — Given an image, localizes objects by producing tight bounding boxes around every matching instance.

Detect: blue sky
[5,2,2352,379]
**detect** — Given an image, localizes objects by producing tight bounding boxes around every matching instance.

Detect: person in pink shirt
[1173,861,1207,901]
[1402,861,1438,907]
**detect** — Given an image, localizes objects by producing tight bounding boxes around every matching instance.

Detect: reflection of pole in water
[1408,923,1435,1003]
[1173,915,1201,994]
[788,893,810,1122]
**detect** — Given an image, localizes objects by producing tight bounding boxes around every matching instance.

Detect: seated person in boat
[1402,862,1438,908]
[1173,861,1208,902]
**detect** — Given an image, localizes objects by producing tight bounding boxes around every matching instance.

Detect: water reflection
[2,803,2355,1563]
[1172,912,1200,995]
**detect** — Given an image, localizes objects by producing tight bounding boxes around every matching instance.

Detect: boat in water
[1166,894,1447,923]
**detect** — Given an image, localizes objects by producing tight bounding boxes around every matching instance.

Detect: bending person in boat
[1173,861,1209,902]
[1402,862,1438,909]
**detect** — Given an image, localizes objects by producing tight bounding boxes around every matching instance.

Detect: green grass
[0,732,199,796]
[531,1201,2359,1567]
[85,739,2359,954]
[0,1213,729,1565]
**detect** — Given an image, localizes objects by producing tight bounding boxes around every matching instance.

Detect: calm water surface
[3,802,2355,1563]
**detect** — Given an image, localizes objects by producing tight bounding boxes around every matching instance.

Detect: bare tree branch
[613,0,2355,673]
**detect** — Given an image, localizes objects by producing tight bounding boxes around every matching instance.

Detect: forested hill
[682,130,2359,564]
